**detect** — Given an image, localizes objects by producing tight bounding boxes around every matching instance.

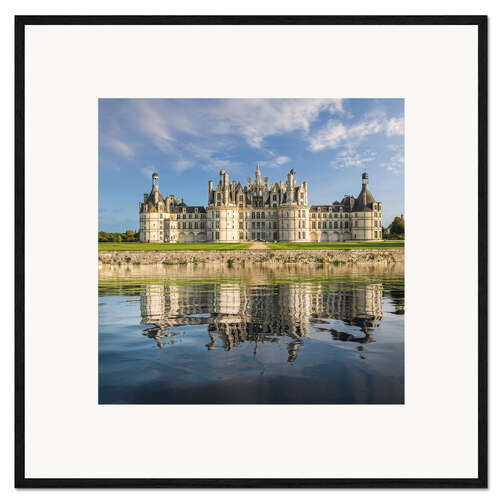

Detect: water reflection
[140,282,383,361]
[99,265,404,404]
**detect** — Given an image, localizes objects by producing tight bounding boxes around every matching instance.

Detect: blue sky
[99,98,404,231]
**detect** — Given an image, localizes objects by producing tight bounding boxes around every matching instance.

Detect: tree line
[99,230,139,242]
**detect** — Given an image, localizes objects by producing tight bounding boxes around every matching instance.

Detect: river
[99,263,404,404]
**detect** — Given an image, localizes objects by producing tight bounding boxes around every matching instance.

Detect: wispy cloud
[103,137,135,158]
[382,144,404,175]
[101,99,344,174]
[307,115,404,152]
[330,147,377,170]
[387,117,404,136]
[260,155,291,168]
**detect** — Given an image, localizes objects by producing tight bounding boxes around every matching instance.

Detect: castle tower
[139,172,163,243]
[349,172,382,241]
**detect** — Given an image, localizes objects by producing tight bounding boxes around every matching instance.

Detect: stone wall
[99,249,404,267]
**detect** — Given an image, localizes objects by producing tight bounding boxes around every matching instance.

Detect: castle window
[312,222,316,229]
[334,222,338,229]
[215,232,219,240]
[355,221,358,227]
[329,222,332,229]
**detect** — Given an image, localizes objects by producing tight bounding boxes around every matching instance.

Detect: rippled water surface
[99,264,404,404]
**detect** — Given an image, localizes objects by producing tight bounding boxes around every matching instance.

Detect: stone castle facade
[139,166,382,243]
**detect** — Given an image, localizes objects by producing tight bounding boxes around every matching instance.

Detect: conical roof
[353,185,375,211]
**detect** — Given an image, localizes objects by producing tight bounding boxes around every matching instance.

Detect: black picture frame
[14,15,488,488]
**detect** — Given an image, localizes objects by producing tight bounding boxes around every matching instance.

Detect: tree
[390,215,405,235]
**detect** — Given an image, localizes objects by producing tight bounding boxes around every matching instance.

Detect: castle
[139,166,382,243]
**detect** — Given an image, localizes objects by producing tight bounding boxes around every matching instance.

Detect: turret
[208,180,213,204]
[255,164,262,185]
[152,172,160,202]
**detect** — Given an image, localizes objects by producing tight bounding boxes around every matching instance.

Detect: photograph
[98,98,405,404]
[15,14,486,487]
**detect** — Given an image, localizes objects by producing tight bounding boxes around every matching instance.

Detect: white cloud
[122,98,344,153]
[259,155,291,168]
[104,137,135,158]
[308,121,347,152]
[386,117,404,136]
[330,147,377,170]
[275,155,290,165]
[134,101,176,153]
[307,115,404,152]
[382,144,404,175]
[103,99,345,174]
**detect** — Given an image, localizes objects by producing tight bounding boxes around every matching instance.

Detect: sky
[99,98,404,231]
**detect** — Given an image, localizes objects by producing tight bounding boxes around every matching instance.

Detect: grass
[265,241,404,250]
[99,241,403,252]
[99,242,252,252]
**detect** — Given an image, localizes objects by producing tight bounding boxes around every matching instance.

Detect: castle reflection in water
[140,282,384,360]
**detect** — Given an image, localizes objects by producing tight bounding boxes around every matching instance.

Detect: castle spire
[255,163,262,184]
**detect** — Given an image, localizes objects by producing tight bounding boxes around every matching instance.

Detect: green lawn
[265,241,404,250]
[99,242,252,251]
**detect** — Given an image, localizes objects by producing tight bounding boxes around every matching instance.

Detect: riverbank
[99,248,404,267]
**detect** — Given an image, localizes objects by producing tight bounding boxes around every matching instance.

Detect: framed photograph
[15,15,487,487]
